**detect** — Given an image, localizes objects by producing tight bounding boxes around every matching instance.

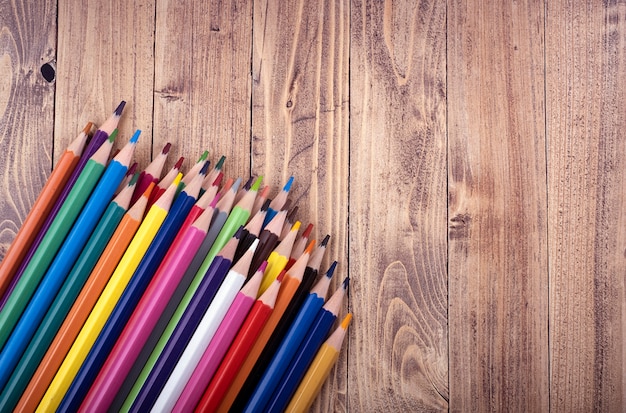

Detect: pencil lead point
[326,261,338,279]
[215,155,226,169]
[174,156,185,170]
[162,142,172,155]
[321,234,330,247]
[198,150,209,162]
[231,177,242,192]
[130,130,141,143]
[114,101,126,116]
[129,171,140,185]
[212,172,223,186]
[200,161,210,175]
[283,176,294,192]
[342,276,349,289]
[108,129,118,142]
[83,122,93,134]
[261,199,271,212]
[341,313,353,329]
[251,176,262,191]
[257,260,268,274]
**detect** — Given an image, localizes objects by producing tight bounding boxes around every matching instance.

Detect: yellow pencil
[284,313,352,413]
[36,174,182,413]
[260,221,300,294]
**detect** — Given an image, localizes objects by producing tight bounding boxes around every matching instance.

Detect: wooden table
[1,1,625,411]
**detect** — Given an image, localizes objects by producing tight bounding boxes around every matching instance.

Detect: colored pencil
[249,209,286,279]
[79,187,218,412]
[201,155,225,196]
[11,183,153,413]
[264,277,349,412]
[4,102,124,306]
[36,175,181,413]
[126,233,251,413]
[219,240,316,412]
[147,156,184,210]
[59,168,205,412]
[131,142,170,204]
[0,131,136,376]
[251,184,270,217]
[181,269,281,412]
[115,163,138,194]
[260,220,300,294]
[155,261,267,413]
[242,262,337,412]
[114,178,237,411]
[285,313,352,413]
[280,204,296,241]
[0,122,90,300]
[0,170,137,393]
[228,245,330,412]
[181,150,208,187]
[264,176,293,226]
[234,199,269,263]
[0,130,117,350]
[287,223,313,270]
[113,179,241,412]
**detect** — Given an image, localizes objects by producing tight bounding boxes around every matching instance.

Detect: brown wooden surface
[1,0,626,412]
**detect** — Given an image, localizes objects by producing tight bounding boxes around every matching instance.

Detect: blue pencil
[263,176,293,227]
[242,261,337,413]
[56,164,206,412]
[128,231,252,412]
[0,132,136,388]
[265,277,349,413]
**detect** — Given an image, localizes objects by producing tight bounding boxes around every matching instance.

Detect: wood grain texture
[546,1,626,411]
[54,0,155,166]
[0,0,56,261]
[349,0,448,411]
[447,0,549,411]
[250,0,350,410]
[153,0,252,176]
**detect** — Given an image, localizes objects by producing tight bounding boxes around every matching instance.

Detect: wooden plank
[349,0,448,411]
[153,0,252,175]
[54,0,155,167]
[447,0,549,411]
[250,0,349,410]
[546,1,626,411]
[0,0,56,260]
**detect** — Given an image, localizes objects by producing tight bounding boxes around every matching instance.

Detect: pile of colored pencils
[0,102,351,413]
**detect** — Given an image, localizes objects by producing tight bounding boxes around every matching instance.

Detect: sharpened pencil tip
[257,260,268,274]
[108,129,118,142]
[83,122,93,134]
[251,176,262,191]
[129,171,140,185]
[305,240,315,254]
[200,161,210,175]
[212,172,223,186]
[321,234,330,247]
[326,261,338,278]
[283,176,294,192]
[342,276,349,289]
[173,172,183,186]
[277,269,286,282]
[341,313,353,329]
[234,225,244,239]
[261,199,271,212]
[209,192,221,208]
[215,155,225,169]
[162,142,172,155]
[127,162,138,177]
[174,156,185,170]
[302,223,314,238]
[130,130,141,143]
[114,101,126,116]
[231,177,242,192]
[198,150,209,162]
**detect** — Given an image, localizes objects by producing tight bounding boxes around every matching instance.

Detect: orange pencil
[14,184,153,413]
[0,123,91,298]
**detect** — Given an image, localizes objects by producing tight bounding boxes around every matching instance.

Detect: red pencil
[194,271,283,412]
[131,142,171,204]
[147,156,184,210]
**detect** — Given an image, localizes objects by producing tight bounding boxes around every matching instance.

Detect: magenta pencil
[173,270,282,412]
[78,196,218,411]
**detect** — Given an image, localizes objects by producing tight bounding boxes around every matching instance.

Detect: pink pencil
[172,264,276,412]
[78,194,219,411]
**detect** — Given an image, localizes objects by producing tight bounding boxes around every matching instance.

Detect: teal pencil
[0,129,118,350]
[0,174,137,409]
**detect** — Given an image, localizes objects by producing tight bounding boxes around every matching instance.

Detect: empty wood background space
[1,0,625,411]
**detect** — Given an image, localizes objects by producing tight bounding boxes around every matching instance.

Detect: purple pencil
[0,101,126,308]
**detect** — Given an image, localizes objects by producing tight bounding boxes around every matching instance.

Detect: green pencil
[0,130,117,348]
